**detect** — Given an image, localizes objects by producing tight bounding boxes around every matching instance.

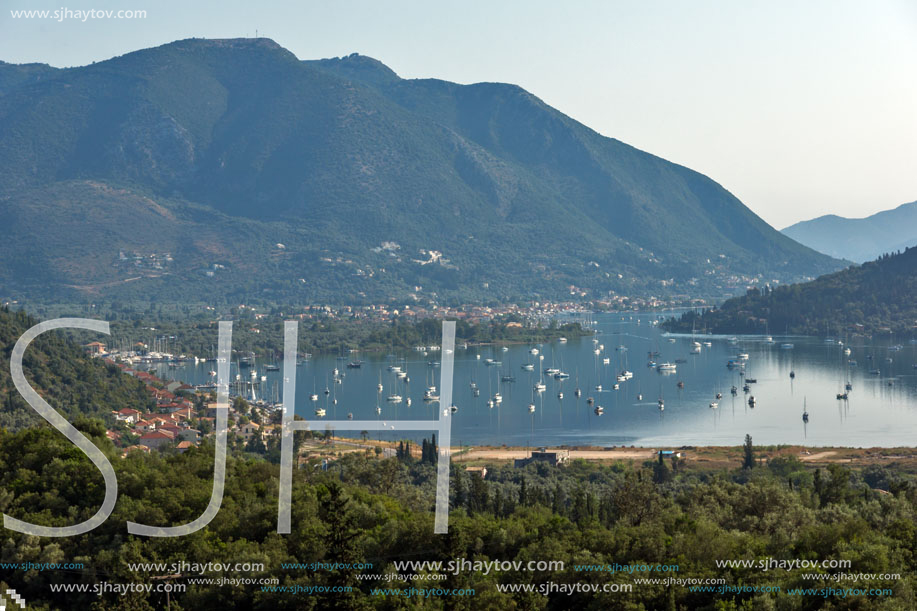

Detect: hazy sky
[2,0,915,228]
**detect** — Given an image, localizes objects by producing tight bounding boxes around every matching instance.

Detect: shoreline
[303,440,917,469]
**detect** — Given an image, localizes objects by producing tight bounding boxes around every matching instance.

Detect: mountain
[782,201,917,263]
[664,247,917,336]
[0,39,842,304]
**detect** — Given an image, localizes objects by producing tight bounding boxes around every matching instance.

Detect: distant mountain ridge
[0,39,841,304]
[782,201,917,263]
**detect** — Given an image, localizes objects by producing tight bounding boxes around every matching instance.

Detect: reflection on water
[152,313,917,447]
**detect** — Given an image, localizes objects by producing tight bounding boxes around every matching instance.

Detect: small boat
[473,388,480,397]
[406,397,412,406]
[748,396,756,407]
[534,381,546,392]
[554,371,570,379]
[521,363,535,371]
[450,404,458,413]
[264,364,280,371]
[558,337,567,343]
[657,398,665,411]
[716,392,723,400]
[676,381,684,389]
[375,406,382,414]
[845,382,853,391]
[594,405,604,415]
[530,348,539,355]
[789,371,795,379]
[586,396,595,405]
[730,386,738,395]
[743,384,750,393]
[620,370,634,379]
[386,394,403,403]
[637,393,643,401]
[656,362,677,372]
[594,384,603,392]
[557,392,564,399]
[703,341,713,347]
[836,392,848,400]
[487,399,495,408]
[377,383,384,392]
[501,375,516,383]
[493,393,503,404]
[347,413,353,420]
[528,403,536,413]
[709,401,718,409]
[781,343,795,350]
[315,408,326,417]
[602,357,611,365]
[843,348,851,356]
[544,367,560,375]
[502,346,509,352]
[347,361,363,368]
[310,393,319,402]
[612,383,620,390]
[745,378,757,384]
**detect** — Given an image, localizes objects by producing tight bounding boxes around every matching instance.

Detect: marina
[145,312,917,447]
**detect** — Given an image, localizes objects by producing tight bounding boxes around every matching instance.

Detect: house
[83,341,106,355]
[177,428,201,444]
[514,448,570,468]
[176,441,194,454]
[138,429,175,450]
[134,419,158,433]
[122,445,151,457]
[465,466,487,479]
[238,421,261,442]
[113,408,142,425]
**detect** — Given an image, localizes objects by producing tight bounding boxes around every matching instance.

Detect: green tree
[743,434,755,469]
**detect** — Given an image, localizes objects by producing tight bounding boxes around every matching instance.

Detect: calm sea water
[151,313,917,447]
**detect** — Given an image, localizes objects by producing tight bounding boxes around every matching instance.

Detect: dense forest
[664,247,917,337]
[0,306,154,431]
[1,427,915,610]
